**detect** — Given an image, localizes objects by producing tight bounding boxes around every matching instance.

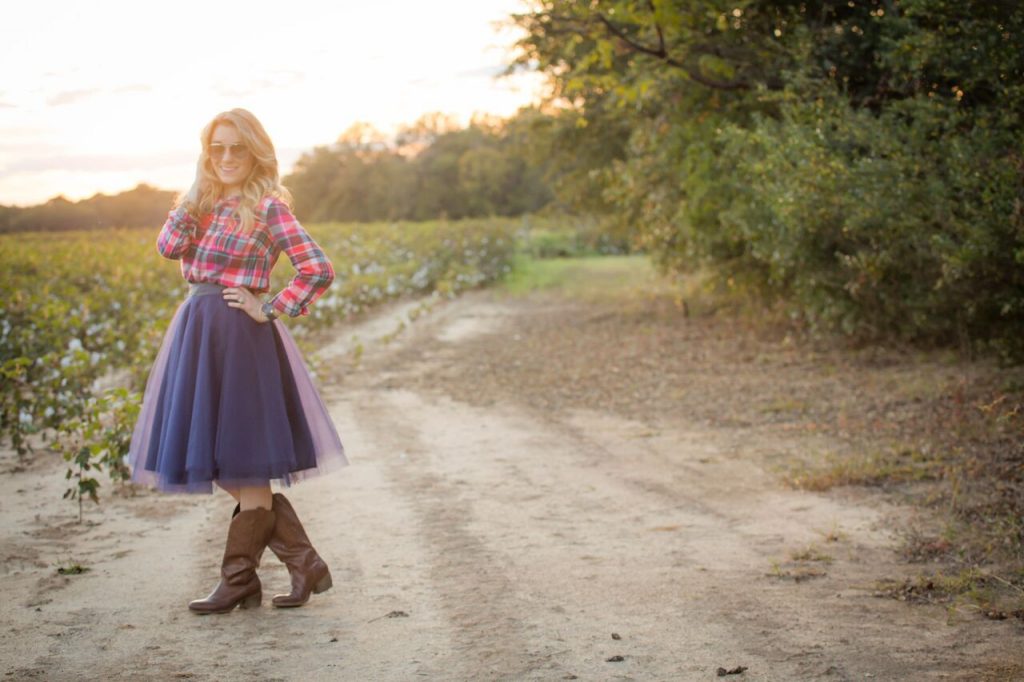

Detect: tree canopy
[511,0,1024,358]
[284,112,554,223]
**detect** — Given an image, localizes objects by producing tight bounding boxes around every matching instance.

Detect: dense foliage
[1,219,516,502]
[285,113,555,222]
[512,0,1024,358]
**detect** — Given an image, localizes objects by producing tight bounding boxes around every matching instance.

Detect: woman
[126,108,347,614]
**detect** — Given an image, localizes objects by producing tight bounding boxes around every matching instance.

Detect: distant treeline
[2,112,561,233]
[0,112,558,233]
[0,185,178,234]
[284,112,554,223]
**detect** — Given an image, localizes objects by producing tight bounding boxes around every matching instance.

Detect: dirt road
[1,289,1020,681]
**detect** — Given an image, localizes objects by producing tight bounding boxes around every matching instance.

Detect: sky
[0,0,544,206]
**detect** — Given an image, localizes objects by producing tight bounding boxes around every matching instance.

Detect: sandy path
[1,293,1020,681]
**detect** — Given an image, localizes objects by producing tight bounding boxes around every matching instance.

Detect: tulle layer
[127,284,347,494]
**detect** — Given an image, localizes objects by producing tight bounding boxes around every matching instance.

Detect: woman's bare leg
[215,481,241,503]
[213,482,271,510]
[239,485,273,511]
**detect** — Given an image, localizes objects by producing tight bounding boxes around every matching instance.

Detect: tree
[510,0,1024,357]
[285,111,555,223]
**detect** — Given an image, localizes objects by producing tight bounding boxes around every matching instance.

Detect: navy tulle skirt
[127,282,347,494]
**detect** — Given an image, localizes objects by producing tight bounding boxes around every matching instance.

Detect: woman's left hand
[223,287,269,323]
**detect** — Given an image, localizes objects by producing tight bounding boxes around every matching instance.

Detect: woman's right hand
[182,161,206,210]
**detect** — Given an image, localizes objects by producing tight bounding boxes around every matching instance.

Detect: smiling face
[208,123,254,196]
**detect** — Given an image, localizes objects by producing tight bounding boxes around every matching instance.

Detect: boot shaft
[267,493,318,564]
[189,506,276,614]
[221,507,276,584]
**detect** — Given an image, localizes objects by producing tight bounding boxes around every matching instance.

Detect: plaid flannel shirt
[156,195,334,318]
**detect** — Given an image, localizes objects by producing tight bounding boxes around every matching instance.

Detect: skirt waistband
[188,282,228,297]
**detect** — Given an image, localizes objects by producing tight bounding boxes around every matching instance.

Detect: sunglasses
[208,142,251,161]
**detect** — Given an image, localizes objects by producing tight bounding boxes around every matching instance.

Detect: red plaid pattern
[157,196,334,318]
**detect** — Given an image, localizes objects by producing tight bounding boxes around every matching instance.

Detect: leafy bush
[516,216,633,259]
[698,93,1024,351]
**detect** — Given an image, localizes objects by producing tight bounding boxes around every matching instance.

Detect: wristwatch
[260,301,278,322]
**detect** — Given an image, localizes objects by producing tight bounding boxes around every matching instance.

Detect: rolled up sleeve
[266,200,334,317]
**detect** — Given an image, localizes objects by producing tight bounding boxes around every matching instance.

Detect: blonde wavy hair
[179,108,293,234]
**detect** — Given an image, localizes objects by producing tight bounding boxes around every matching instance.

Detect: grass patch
[875,569,1024,621]
[767,561,828,582]
[501,255,783,328]
[56,561,90,575]
[818,524,847,543]
[760,398,810,415]
[515,216,633,259]
[789,545,834,563]
[784,446,945,492]
[501,255,672,301]
[768,544,834,583]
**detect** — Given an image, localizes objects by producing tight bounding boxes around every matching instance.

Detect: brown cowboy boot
[188,507,276,614]
[266,493,333,607]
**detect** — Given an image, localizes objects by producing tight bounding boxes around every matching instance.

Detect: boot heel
[313,573,333,594]
[239,591,262,609]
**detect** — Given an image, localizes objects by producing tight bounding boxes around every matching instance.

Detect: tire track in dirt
[347,390,551,679]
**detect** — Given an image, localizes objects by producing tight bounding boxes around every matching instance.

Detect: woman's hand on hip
[223,287,270,323]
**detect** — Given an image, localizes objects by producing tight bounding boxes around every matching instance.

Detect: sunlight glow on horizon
[0,0,544,206]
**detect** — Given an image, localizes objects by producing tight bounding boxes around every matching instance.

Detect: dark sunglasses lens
[209,144,249,160]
